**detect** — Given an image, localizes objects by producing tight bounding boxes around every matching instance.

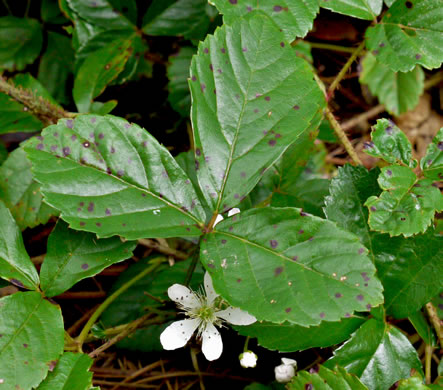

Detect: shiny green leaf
[0,92,43,134]
[408,310,436,346]
[0,201,39,290]
[167,46,195,117]
[325,319,423,390]
[420,127,443,181]
[288,365,368,390]
[0,292,64,390]
[236,316,366,352]
[321,0,382,20]
[24,115,206,239]
[0,17,42,71]
[210,0,319,41]
[374,230,443,318]
[37,352,93,390]
[38,32,74,105]
[360,53,424,116]
[190,14,325,213]
[41,0,69,24]
[396,372,431,390]
[73,37,134,112]
[363,119,414,166]
[0,147,55,230]
[365,165,443,236]
[40,220,136,297]
[365,0,443,72]
[201,207,384,326]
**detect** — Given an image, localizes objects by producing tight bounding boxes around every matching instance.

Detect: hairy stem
[75,257,166,351]
[304,41,357,54]
[0,75,74,125]
[426,302,442,347]
[425,344,433,384]
[138,238,189,260]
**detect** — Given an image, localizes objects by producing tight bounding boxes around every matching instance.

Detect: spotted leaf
[325,319,423,390]
[0,292,64,390]
[0,201,39,290]
[40,220,136,297]
[190,14,325,214]
[365,0,443,72]
[420,127,443,181]
[210,0,319,41]
[200,207,384,326]
[365,165,443,237]
[24,115,206,240]
[320,0,382,20]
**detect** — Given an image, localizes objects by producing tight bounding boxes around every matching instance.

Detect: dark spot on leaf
[270,240,278,248]
[66,119,74,128]
[273,5,283,11]
[82,141,90,148]
[208,263,215,269]
[221,239,227,244]
[63,147,71,156]
[48,360,58,371]
[98,133,104,139]
[117,170,124,177]
[36,143,44,150]
[96,222,101,227]
[356,294,364,301]
[265,96,271,101]
[105,208,111,216]
[309,366,319,374]
[80,222,85,226]
[437,141,443,151]
[335,293,342,298]
[90,117,96,123]
[379,42,385,47]
[415,53,422,60]
[300,211,308,216]
[268,139,276,146]
[366,304,372,310]
[298,229,304,234]
[201,83,206,92]
[358,248,365,254]
[221,48,226,54]
[319,312,325,318]
[229,0,237,3]
[247,6,252,11]
[370,206,376,211]
[209,64,213,71]
[361,272,370,281]
[240,171,246,177]
[204,48,209,54]
[285,307,292,313]
[292,256,298,261]
[23,344,28,348]
[280,42,285,47]
[386,169,392,176]
[53,132,59,137]
[405,1,413,8]
[274,266,283,276]
[191,75,197,81]
[71,135,77,141]
[372,50,379,55]
[400,217,406,221]
[87,202,94,212]
[242,47,247,52]
[305,384,313,390]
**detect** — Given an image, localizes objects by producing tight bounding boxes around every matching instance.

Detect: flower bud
[239,351,257,368]
[274,358,297,383]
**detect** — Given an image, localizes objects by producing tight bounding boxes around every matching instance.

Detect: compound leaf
[365,0,443,72]
[420,127,443,181]
[0,17,43,71]
[0,292,64,390]
[360,53,424,116]
[288,365,368,390]
[321,0,382,20]
[36,352,93,390]
[325,318,422,390]
[40,220,136,297]
[210,0,319,41]
[365,165,443,237]
[0,201,39,290]
[0,147,56,230]
[190,14,325,214]
[200,207,384,326]
[25,115,206,240]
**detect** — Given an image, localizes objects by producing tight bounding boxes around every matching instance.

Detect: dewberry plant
[0,0,442,389]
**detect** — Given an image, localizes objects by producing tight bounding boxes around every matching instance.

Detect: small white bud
[239,351,257,368]
[275,358,297,383]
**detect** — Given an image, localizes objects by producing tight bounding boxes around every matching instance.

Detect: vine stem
[327,40,366,101]
[304,41,357,53]
[75,257,166,351]
[0,75,74,125]
[425,302,442,346]
[184,238,201,286]
[425,344,433,384]
[325,107,363,165]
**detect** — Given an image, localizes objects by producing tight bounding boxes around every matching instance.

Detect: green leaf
[0,142,6,165]
[13,73,61,109]
[36,352,93,390]
[420,127,443,181]
[66,0,134,30]
[73,37,134,112]
[101,258,203,326]
[365,165,443,237]
[321,0,382,20]
[364,119,415,166]
[408,310,436,346]
[365,0,443,72]
[190,14,325,213]
[0,17,43,71]
[41,0,69,24]
[324,164,381,249]
[236,315,366,352]
[325,318,423,390]
[293,40,313,64]
[288,365,368,390]
[210,0,319,41]
[38,32,74,105]
[0,92,43,134]
[200,207,384,326]
[142,0,211,40]
[373,230,443,318]
[396,372,431,390]
[0,201,39,290]
[0,292,64,390]
[40,220,136,297]
[360,53,424,116]
[167,46,195,117]
[0,147,56,230]
[24,115,206,239]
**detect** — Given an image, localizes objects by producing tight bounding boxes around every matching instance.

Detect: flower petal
[160,319,200,350]
[213,214,224,227]
[203,272,218,305]
[227,208,240,217]
[216,307,257,325]
[201,323,223,361]
[168,284,200,309]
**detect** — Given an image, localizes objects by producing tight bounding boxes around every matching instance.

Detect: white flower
[213,208,240,227]
[160,272,256,361]
[239,351,257,368]
[275,358,297,383]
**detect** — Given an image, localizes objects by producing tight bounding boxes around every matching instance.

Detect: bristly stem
[325,107,363,165]
[0,76,74,125]
[327,40,366,101]
[184,238,202,286]
[75,257,166,352]
[425,302,442,347]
